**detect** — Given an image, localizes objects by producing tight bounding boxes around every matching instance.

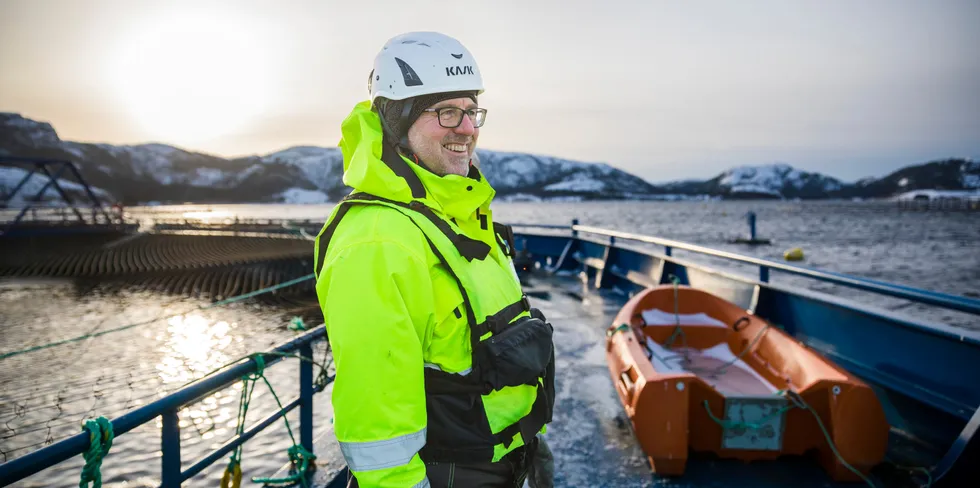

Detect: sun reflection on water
[155,313,236,438]
[157,313,233,384]
[181,210,234,222]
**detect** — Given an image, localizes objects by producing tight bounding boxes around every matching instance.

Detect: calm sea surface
[1,200,977,486]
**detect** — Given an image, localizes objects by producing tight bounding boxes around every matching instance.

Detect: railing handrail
[511,222,980,316]
[0,326,327,486]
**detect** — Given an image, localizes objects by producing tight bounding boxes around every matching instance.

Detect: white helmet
[369,32,484,102]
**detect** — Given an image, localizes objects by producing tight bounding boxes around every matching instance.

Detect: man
[314,32,556,488]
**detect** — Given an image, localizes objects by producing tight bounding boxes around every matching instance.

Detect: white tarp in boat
[640,308,728,328]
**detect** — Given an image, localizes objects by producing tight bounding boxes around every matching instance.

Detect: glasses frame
[421,107,488,129]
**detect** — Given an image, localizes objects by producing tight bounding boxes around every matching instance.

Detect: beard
[409,132,475,177]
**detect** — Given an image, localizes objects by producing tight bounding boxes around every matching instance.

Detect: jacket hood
[339,101,494,221]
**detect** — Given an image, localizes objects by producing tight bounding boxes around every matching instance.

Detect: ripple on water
[0,281,333,487]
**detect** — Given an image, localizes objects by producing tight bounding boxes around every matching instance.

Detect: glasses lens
[472,109,487,128]
[438,108,463,128]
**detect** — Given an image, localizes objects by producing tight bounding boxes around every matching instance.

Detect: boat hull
[606,285,890,481]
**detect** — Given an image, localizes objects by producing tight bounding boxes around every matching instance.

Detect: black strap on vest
[472,294,530,339]
[344,192,491,261]
[314,203,355,279]
[381,140,426,199]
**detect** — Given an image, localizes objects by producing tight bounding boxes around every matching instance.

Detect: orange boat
[605,284,890,482]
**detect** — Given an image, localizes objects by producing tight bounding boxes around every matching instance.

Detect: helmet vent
[394,57,424,87]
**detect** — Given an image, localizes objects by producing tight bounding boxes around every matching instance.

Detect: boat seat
[639,307,779,397]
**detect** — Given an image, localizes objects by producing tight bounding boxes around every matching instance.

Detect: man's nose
[453,114,476,135]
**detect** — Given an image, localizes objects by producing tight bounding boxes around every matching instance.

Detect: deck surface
[292,271,925,488]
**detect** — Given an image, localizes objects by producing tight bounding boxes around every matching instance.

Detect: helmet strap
[396,98,415,153]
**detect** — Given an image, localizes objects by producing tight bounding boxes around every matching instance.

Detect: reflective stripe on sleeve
[424,363,472,375]
[338,427,427,471]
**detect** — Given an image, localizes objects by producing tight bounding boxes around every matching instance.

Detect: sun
[110,13,273,145]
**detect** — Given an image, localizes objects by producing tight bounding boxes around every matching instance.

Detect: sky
[1,0,978,183]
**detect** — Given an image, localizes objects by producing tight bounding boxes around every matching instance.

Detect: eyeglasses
[422,107,488,129]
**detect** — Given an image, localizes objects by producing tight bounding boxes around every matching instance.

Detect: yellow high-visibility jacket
[314,101,552,488]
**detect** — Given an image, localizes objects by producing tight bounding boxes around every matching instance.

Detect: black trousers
[425,442,532,488]
[346,439,534,488]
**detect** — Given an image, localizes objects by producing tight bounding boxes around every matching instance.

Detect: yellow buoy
[784,247,804,261]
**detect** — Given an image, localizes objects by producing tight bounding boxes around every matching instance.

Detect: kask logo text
[446,66,475,76]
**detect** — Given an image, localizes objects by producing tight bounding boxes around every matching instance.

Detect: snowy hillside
[0,113,658,203]
[720,164,842,194]
[656,160,978,200]
[475,150,655,197]
[2,113,976,203]
[849,158,980,199]
[960,160,979,189]
[261,146,345,195]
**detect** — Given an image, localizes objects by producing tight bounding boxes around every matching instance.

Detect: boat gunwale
[512,222,980,316]
[515,229,980,346]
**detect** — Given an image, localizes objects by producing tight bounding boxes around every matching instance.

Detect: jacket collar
[339,101,494,222]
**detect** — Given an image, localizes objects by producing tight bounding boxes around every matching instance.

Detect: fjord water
[130,199,980,321]
[1,200,976,487]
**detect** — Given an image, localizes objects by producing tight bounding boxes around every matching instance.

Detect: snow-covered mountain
[475,150,655,198]
[661,163,846,199]
[0,113,327,204]
[658,160,978,200]
[848,159,980,198]
[2,113,976,204]
[0,113,657,204]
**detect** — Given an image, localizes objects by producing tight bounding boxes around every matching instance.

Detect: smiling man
[314,32,556,488]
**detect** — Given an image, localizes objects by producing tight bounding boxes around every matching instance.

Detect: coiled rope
[78,417,113,488]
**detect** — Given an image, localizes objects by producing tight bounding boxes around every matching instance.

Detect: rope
[606,323,631,337]
[702,391,882,488]
[78,416,113,488]
[0,274,316,361]
[288,316,309,331]
[210,351,327,488]
[886,457,933,488]
[658,277,927,488]
[701,399,791,431]
[663,274,689,351]
[221,355,264,488]
[652,274,770,379]
[784,391,879,488]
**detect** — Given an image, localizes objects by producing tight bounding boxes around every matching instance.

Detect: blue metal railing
[0,326,328,487]
[511,221,980,316]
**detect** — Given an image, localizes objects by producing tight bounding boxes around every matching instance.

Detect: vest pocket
[481,317,554,391]
[422,370,496,463]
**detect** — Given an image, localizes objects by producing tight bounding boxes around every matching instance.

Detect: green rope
[701,399,792,431]
[886,457,933,488]
[212,352,320,488]
[0,273,315,361]
[785,391,879,488]
[702,392,880,487]
[288,316,308,331]
[663,274,689,351]
[606,323,631,337]
[251,444,317,487]
[79,416,113,488]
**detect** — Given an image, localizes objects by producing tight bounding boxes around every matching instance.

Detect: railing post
[595,235,616,289]
[760,265,770,283]
[299,343,314,453]
[570,219,579,237]
[664,245,672,257]
[161,408,182,487]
